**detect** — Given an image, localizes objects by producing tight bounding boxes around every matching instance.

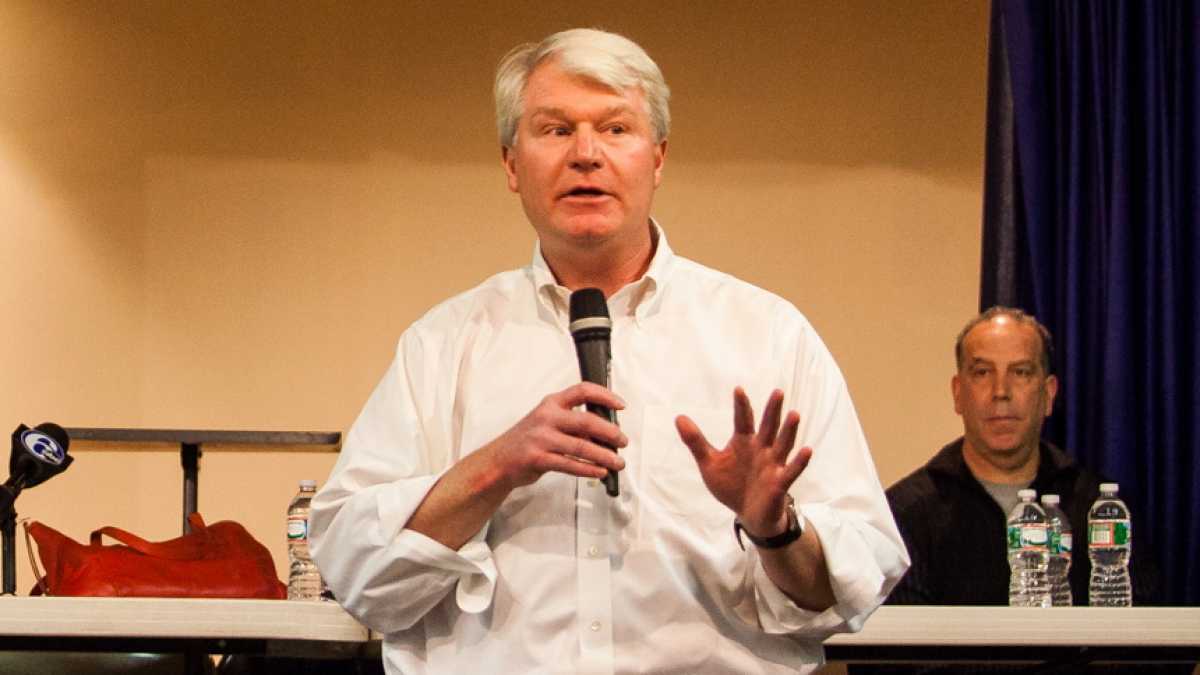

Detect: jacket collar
[927,436,1075,488]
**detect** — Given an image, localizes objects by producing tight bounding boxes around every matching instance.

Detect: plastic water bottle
[1088,482,1132,607]
[287,480,323,601]
[1007,488,1051,607]
[1040,494,1073,606]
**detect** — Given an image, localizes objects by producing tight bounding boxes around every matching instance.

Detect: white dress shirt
[310,226,909,674]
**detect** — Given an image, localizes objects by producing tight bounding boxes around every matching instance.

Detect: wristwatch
[734,494,804,550]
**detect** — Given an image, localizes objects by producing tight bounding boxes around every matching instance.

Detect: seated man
[856,307,1176,674]
[887,306,1159,606]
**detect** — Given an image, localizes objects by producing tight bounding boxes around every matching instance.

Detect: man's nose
[992,375,1013,400]
[568,128,602,170]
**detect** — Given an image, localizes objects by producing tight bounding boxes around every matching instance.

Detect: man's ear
[1043,374,1059,416]
[501,146,519,193]
[951,373,964,415]
[653,139,668,187]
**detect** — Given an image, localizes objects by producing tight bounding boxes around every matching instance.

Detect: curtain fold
[981,0,1198,605]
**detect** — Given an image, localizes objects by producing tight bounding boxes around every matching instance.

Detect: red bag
[25,512,286,599]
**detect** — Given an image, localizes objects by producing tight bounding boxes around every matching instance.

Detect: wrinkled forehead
[962,317,1044,364]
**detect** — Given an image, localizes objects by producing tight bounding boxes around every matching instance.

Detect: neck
[961,438,1040,485]
[542,222,656,297]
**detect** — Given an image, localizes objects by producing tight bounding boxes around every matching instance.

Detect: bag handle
[88,512,209,560]
[21,520,50,596]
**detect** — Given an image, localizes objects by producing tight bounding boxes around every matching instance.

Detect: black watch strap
[734,495,803,550]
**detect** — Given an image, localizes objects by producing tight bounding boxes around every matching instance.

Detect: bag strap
[21,520,50,596]
[88,512,209,560]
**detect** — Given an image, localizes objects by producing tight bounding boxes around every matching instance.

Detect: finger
[548,430,626,471]
[675,415,715,464]
[756,389,785,448]
[558,409,628,449]
[781,445,814,486]
[732,387,756,436]
[773,410,800,462]
[556,382,626,411]
[535,450,612,480]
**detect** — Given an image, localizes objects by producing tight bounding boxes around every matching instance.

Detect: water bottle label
[1008,523,1047,550]
[1060,532,1072,553]
[1089,521,1130,547]
[287,516,308,541]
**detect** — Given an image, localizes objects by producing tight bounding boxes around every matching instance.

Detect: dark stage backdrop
[981,0,1199,605]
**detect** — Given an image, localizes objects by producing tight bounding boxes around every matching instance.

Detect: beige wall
[1,1,987,591]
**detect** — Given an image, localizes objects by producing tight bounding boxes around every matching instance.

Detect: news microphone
[0,423,73,516]
[569,288,619,497]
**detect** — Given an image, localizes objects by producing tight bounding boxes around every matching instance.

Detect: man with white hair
[311,28,907,674]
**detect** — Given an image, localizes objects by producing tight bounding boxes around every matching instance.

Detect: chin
[983,439,1031,458]
[553,218,623,242]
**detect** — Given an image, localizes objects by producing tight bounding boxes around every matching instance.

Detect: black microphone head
[569,288,609,321]
[32,423,69,454]
[9,422,72,490]
[569,288,612,337]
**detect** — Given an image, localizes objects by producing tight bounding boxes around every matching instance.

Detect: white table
[825,605,1200,664]
[1,599,1197,667]
[0,596,365,659]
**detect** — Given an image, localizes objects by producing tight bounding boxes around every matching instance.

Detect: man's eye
[549,126,570,136]
[609,125,626,134]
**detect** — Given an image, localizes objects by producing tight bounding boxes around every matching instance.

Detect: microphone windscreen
[569,288,609,322]
[34,422,70,452]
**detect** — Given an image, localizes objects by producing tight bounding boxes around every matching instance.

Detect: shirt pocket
[640,405,734,531]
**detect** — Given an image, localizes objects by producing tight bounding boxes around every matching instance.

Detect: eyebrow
[527,105,636,121]
[967,357,1038,369]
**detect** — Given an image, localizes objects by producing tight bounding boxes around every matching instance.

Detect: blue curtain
[981,0,1199,605]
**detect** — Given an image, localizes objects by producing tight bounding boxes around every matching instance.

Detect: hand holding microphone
[466,289,625,498]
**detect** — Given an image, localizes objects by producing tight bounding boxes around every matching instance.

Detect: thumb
[675,415,714,464]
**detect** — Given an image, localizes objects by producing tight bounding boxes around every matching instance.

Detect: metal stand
[181,443,201,534]
[65,428,341,535]
[1,513,15,596]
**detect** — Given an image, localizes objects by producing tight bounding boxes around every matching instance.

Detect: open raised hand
[675,387,812,538]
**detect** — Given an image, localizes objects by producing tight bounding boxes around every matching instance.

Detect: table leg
[181,443,201,534]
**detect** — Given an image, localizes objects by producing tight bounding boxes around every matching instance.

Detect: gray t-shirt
[979,478,1033,517]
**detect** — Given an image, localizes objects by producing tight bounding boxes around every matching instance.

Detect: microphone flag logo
[20,430,65,465]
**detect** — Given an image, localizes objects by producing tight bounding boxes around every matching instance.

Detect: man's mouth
[561,186,610,199]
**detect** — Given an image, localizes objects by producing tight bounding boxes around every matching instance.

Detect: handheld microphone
[569,288,619,497]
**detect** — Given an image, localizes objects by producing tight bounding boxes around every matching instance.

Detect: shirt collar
[527,219,675,325]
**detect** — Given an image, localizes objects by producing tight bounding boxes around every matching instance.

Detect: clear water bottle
[1040,493,1073,606]
[1007,488,1051,607]
[1088,482,1132,607]
[287,479,323,601]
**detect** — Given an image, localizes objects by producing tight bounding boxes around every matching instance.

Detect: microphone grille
[569,288,609,321]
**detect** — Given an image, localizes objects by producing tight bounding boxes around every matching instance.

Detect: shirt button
[587,545,600,557]
[590,621,602,632]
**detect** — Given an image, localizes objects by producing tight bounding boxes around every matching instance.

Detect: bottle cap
[1040,493,1060,505]
[299,479,318,489]
[1099,482,1119,494]
[1017,488,1036,500]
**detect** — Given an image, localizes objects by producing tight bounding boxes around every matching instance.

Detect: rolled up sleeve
[748,313,910,638]
[310,325,499,633]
